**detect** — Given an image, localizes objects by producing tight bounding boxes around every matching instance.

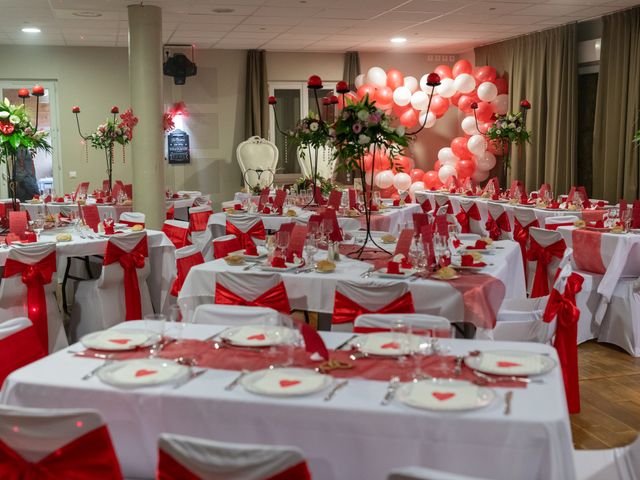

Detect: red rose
[0,123,14,135]
[31,85,45,96]
[330,95,339,104]
[72,106,80,113]
[268,96,277,105]
[322,97,331,106]
[307,75,322,89]
[336,81,349,94]
[111,106,120,114]
[520,99,531,109]
[18,88,30,98]
[426,73,441,87]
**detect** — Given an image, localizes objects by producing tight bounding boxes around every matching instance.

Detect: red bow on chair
[215,282,291,314]
[420,198,432,213]
[0,425,123,480]
[225,221,266,250]
[455,204,480,234]
[4,252,56,352]
[332,291,415,325]
[485,214,501,241]
[513,218,539,271]
[104,238,148,321]
[543,273,584,414]
[527,238,566,298]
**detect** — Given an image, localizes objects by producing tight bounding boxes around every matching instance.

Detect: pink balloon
[386,69,404,90]
[422,170,441,189]
[393,155,412,173]
[429,95,450,118]
[494,77,508,94]
[434,65,453,80]
[475,101,494,122]
[449,92,462,107]
[357,84,376,100]
[375,86,393,105]
[451,136,472,160]
[399,108,418,128]
[452,59,473,78]
[457,159,477,178]
[472,169,490,182]
[474,66,497,84]
[409,168,425,183]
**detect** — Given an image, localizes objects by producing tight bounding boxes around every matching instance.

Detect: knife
[324,380,348,401]
[173,369,206,389]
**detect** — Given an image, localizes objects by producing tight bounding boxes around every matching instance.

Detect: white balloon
[472,169,490,182]
[410,91,429,111]
[438,147,459,166]
[474,151,497,171]
[492,94,509,115]
[354,73,365,89]
[477,82,498,102]
[419,74,434,92]
[367,67,387,88]
[438,164,457,184]
[409,181,425,198]
[418,111,437,128]
[393,86,412,107]
[403,76,418,93]
[467,134,488,156]
[453,73,476,94]
[375,170,394,189]
[461,116,480,135]
[435,78,456,98]
[393,172,412,191]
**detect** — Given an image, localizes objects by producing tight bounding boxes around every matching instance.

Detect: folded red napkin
[530,192,538,199]
[393,198,402,206]
[96,198,104,204]
[550,201,560,209]
[262,207,271,214]
[20,231,37,243]
[44,195,51,203]
[387,261,400,274]
[103,218,115,235]
[449,188,457,194]
[400,258,412,269]
[491,193,500,200]
[55,197,65,203]
[589,220,605,229]
[268,196,274,203]
[370,205,379,212]
[172,193,180,199]
[245,244,258,256]
[461,254,486,267]
[33,194,40,200]
[430,186,437,191]
[467,240,487,250]
[233,203,242,211]
[271,256,286,268]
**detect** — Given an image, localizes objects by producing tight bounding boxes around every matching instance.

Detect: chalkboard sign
[168,129,190,164]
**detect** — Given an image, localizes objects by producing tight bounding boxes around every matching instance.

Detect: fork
[324,380,348,401]
[82,359,114,380]
[224,369,249,391]
[381,376,401,405]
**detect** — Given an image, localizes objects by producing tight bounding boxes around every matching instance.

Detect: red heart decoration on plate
[247,334,266,341]
[381,342,400,349]
[496,361,522,368]
[279,379,301,388]
[135,369,158,377]
[108,339,130,345]
[432,392,456,401]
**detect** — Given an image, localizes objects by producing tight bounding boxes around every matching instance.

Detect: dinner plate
[373,268,417,279]
[241,368,331,397]
[220,325,295,347]
[396,379,495,411]
[98,359,189,388]
[355,332,423,357]
[81,329,160,351]
[464,350,556,376]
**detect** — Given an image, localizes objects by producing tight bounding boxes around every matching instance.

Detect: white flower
[501,122,507,128]
[0,111,9,119]
[3,98,9,107]
[9,115,20,125]
[357,109,369,121]
[516,127,522,132]
[395,126,406,137]
[358,134,371,145]
[508,123,515,129]
[496,129,502,135]
[309,121,319,132]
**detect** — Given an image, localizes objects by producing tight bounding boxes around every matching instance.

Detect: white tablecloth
[0,321,575,480]
[21,202,132,221]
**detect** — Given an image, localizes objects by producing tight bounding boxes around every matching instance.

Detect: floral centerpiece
[292,173,334,195]
[73,106,138,194]
[0,88,51,209]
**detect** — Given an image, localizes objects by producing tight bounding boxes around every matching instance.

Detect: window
[268,81,337,175]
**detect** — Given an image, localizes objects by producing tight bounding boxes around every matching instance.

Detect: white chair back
[545,215,579,228]
[215,272,283,303]
[98,232,150,290]
[0,317,33,341]
[387,466,493,480]
[458,199,486,236]
[513,206,538,227]
[236,136,278,190]
[433,194,450,210]
[297,144,336,180]
[192,304,279,325]
[355,313,450,335]
[119,211,145,225]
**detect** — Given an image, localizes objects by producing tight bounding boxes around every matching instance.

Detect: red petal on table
[108,339,131,345]
[381,342,400,350]
[135,369,158,377]
[432,392,456,401]
[247,334,266,341]
[496,361,522,368]
[279,380,301,388]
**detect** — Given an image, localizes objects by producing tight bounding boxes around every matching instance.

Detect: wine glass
[304,234,318,265]
[276,230,290,259]
[372,191,381,208]
[448,224,461,254]
[340,190,349,214]
[622,209,632,232]
[433,234,449,267]
[144,314,167,358]
[390,319,413,365]
[262,312,282,360]
[32,215,45,242]
[265,235,276,262]
[168,304,184,343]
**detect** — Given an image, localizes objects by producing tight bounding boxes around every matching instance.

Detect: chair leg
[83,256,93,279]
[62,258,71,315]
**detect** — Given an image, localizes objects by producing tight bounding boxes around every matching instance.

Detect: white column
[128,4,164,229]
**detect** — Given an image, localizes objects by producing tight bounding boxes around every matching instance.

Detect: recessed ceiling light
[72,11,103,18]
[212,8,235,13]
[21,27,41,33]
[390,37,407,44]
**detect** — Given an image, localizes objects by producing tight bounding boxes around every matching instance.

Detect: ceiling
[0,0,636,53]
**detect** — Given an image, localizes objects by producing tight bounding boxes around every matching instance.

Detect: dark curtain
[343,51,361,91]
[244,50,268,138]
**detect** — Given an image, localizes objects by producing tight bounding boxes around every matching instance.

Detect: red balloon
[399,108,418,128]
[458,95,476,114]
[429,95,450,118]
[362,153,374,172]
[357,83,376,100]
[409,168,425,183]
[422,170,440,189]
[375,86,393,106]
[475,101,494,122]
[451,136,472,160]
[392,102,410,117]
[393,155,412,172]
[380,186,397,198]
[494,77,508,95]
[452,59,473,78]
[433,160,442,171]
[457,159,477,178]
[474,66,497,84]
[434,65,453,80]
[386,69,404,90]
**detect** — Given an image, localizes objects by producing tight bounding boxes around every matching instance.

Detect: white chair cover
[486,202,512,240]
[546,215,579,228]
[297,144,336,180]
[215,272,284,303]
[387,466,493,480]
[236,136,278,190]
[0,317,33,341]
[433,194,451,211]
[211,215,266,246]
[513,206,538,228]
[158,433,307,480]
[355,313,450,335]
[119,211,145,225]
[70,232,153,341]
[573,433,640,480]
[595,276,640,356]
[0,243,67,353]
[192,304,279,326]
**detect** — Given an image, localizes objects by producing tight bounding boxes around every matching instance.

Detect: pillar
[128,4,164,229]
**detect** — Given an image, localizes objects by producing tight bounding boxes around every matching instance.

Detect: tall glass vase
[5,154,18,211]
[500,139,511,190]
[104,144,114,194]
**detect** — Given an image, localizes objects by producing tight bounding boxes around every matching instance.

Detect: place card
[272,189,287,210]
[327,190,342,209]
[9,211,28,234]
[393,229,414,257]
[81,205,101,232]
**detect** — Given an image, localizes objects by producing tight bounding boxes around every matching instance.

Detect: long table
[0,321,575,480]
[21,202,132,221]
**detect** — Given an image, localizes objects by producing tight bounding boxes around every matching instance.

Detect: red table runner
[572,229,605,274]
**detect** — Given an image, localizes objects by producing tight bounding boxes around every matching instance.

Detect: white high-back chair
[119,211,145,227]
[157,433,310,480]
[210,215,266,248]
[170,245,205,298]
[527,227,567,297]
[354,313,450,336]
[236,136,278,190]
[71,232,153,341]
[433,193,452,213]
[0,406,123,478]
[486,202,512,240]
[162,219,191,249]
[192,305,279,325]
[0,243,67,353]
[297,144,336,180]
[574,433,640,480]
[388,466,492,480]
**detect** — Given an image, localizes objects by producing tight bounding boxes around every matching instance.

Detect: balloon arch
[338,59,508,198]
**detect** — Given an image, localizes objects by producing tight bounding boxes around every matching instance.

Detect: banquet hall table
[0,321,575,480]
[179,239,525,330]
[21,201,132,221]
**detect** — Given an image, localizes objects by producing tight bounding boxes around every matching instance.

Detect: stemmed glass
[448,224,461,255]
[322,218,334,242]
[276,230,290,260]
[433,234,450,268]
[32,215,45,242]
[304,234,318,266]
[340,190,349,215]
[390,319,413,365]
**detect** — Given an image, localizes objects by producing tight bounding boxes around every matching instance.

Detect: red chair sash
[166,205,175,220]
[543,273,584,414]
[104,238,148,321]
[485,213,501,241]
[163,224,190,249]
[215,282,291,314]
[170,252,204,297]
[455,204,480,234]
[332,291,415,325]
[189,211,210,232]
[513,217,539,272]
[225,221,266,250]
[527,238,566,298]
[0,325,46,387]
[213,237,242,260]
[495,212,511,232]
[0,425,123,480]
[439,200,453,214]
[3,252,56,351]
[420,198,432,213]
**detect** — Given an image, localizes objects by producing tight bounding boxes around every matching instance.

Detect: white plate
[356,332,423,357]
[464,350,556,376]
[373,268,417,279]
[259,261,302,272]
[241,367,332,397]
[98,358,189,388]
[81,329,159,351]
[397,379,495,411]
[232,246,268,260]
[220,325,295,347]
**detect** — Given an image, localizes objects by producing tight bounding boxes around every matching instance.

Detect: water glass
[390,319,413,365]
[168,305,184,342]
[33,215,45,241]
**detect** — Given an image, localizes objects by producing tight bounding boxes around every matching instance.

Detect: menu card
[81,205,101,232]
[286,224,308,263]
[258,187,270,210]
[273,189,287,211]
[9,211,27,234]
[327,190,342,209]
[393,229,414,257]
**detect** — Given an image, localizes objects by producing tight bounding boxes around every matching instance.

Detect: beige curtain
[244,50,268,139]
[343,51,361,91]
[475,24,578,194]
[592,7,640,201]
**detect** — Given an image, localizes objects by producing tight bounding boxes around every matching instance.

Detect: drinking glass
[622,209,632,232]
[448,224,461,254]
[322,218,334,240]
[266,235,276,262]
[144,314,167,358]
[433,234,449,267]
[304,235,318,265]
[262,312,282,360]
[33,215,45,241]
[276,230,290,257]
[168,304,184,343]
[372,191,381,208]
[390,319,413,365]
[340,190,349,214]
